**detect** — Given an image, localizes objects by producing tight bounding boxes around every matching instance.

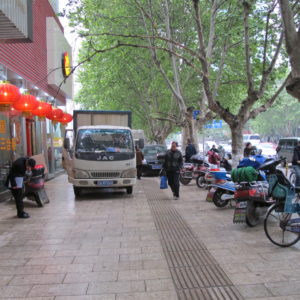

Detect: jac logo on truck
[96,155,114,161]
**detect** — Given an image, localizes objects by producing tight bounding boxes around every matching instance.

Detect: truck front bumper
[68,177,136,188]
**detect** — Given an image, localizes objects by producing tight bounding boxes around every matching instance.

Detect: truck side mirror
[63,138,70,150]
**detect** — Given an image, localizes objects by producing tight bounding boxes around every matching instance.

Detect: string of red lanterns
[32,101,52,119]
[59,113,73,125]
[0,82,73,125]
[0,82,21,110]
[13,94,39,115]
[46,107,64,122]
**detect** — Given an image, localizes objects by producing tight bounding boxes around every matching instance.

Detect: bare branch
[242,1,254,93]
[261,2,277,74]
[52,43,124,100]
[258,31,284,95]
[248,75,290,120]
[116,41,202,73]
[79,32,203,61]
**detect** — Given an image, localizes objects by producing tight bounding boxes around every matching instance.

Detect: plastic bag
[160,175,168,189]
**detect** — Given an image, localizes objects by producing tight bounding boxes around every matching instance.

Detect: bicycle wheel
[196,175,206,188]
[264,203,300,247]
[179,174,191,185]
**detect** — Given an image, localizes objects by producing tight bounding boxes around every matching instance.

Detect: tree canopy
[65,0,297,160]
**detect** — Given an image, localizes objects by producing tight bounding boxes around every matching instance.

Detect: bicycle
[262,159,300,247]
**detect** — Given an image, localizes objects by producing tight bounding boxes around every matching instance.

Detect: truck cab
[63,111,136,196]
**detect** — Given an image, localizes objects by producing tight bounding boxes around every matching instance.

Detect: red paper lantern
[0,106,22,117]
[46,108,64,122]
[32,101,52,119]
[13,94,39,113]
[59,113,73,125]
[0,83,21,110]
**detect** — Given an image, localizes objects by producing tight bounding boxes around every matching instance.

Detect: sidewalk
[0,175,299,299]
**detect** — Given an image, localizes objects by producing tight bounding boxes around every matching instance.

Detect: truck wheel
[126,186,133,194]
[73,186,82,197]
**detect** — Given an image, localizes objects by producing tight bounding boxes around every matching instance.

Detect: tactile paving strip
[143,182,243,300]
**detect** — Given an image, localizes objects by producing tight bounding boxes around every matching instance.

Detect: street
[0,175,299,299]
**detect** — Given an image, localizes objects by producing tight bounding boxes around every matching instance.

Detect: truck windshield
[76,129,134,153]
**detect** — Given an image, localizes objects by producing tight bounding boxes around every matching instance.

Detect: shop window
[46,119,54,174]
[53,123,63,171]
[0,116,11,192]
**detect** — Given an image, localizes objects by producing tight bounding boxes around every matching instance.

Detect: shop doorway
[25,118,33,156]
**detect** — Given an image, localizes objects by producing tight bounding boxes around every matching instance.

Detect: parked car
[243,134,261,146]
[219,143,232,154]
[257,142,277,159]
[277,137,300,165]
[142,145,167,175]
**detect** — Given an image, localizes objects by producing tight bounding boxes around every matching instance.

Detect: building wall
[0,0,66,104]
[48,0,59,15]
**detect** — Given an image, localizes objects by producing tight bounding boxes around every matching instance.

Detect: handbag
[160,175,168,189]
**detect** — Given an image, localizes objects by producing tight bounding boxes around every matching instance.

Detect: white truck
[62,110,136,196]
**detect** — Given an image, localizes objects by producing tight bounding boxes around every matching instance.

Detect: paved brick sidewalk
[0,175,177,300]
[168,178,300,300]
[0,175,299,299]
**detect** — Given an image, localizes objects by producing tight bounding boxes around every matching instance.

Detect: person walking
[185,138,197,162]
[292,140,300,188]
[163,141,183,200]
[6,157,36,218]
[135,146,144,180]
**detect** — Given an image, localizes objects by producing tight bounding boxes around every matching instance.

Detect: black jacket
[6,157,29,188]
[292,146,300,165]
[163,150,183,172]
[185,144,197,162]
[243,146,256,157]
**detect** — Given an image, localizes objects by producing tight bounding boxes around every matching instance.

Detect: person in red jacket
[207,145,220,166]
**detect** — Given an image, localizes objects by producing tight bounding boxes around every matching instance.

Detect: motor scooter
[206,169,235,207]
[24,164,49,207]
[179,155,210,188]
[231,156,274,227]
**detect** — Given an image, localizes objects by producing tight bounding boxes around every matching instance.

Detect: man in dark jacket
[7,157,36,218]
[243,142,256,157]
[292,141,300,188]
[163,141,183,200]
[185,139,197,162]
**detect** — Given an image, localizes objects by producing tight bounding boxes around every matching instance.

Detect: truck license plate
[97,180,113,187]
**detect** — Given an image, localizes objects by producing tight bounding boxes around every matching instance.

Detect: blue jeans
[293,165,300,187]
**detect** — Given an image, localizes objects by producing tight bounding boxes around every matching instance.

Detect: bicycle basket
[268,174,286,200]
